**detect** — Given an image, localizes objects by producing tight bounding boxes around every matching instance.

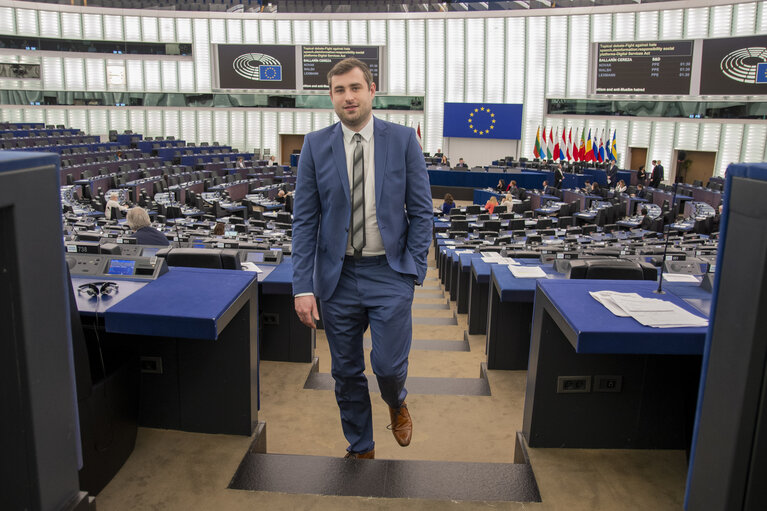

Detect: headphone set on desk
[77,281,119,299]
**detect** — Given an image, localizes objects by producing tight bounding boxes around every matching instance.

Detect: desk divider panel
[686,163,767,511]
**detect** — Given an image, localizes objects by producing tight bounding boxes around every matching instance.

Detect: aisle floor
[96,248,689,510]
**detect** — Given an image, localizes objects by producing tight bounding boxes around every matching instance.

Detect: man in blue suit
[292,58,433,460]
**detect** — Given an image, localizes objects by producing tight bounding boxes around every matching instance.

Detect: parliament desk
[209,181,250,201]
[74,266,259,436]
[428,169,551,191]
[468,258,493,335]
[457,253,481,314]
[529,192,561,211]
[522,279,708,449]
[626,196,648,216]
[116,134,142,145]
[678,184,722,209]
[473,189,505,205]
[258,259,315,363]
[486,263,566,370]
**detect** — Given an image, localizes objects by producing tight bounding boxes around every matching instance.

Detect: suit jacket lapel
[330,123,350,204]
[373,117,388,207]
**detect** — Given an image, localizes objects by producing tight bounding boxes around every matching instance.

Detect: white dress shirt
[341,117,385,257]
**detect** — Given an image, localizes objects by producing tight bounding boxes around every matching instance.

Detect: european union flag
[757,62,767,83]
[259,65,282,81]
[442,103,523,140]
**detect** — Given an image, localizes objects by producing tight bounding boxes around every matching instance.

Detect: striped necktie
[351,133,365,257]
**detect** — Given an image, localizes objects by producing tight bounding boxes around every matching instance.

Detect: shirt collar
[341,115,374,144]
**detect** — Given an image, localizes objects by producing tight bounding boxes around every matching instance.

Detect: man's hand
[295,294,320,329]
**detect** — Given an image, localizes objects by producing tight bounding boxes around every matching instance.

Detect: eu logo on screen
[757,62,767,83]
[259,65,282,81]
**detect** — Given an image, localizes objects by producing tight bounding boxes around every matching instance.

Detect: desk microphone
[654,182,678,294]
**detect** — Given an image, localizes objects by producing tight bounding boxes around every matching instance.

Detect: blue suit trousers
[320,255,415,454]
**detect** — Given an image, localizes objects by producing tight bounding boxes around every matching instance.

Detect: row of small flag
[534,126,618,163]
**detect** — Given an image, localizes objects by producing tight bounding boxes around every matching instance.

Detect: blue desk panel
[428,169,551,190]
[105,267,257,340]
[261,260,293,294]
[537,279,708,355]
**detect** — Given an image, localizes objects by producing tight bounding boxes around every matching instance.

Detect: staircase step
[413,290,445,298]
[303,360,490,396]
[363,337,469,352]
[413,315,457,325]
[411,302,450,310]
[229,452,541,502]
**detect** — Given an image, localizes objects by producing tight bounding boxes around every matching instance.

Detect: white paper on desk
[454,249,474,255]
[589,291,642,317]
[509,265,547,278]
[663,273,701,283]
[630,307,708,328]
[610,295,677,313]
[480,251,502,259]
[241,262,263,272]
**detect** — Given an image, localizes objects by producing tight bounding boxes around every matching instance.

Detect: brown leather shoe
[344,448,375,459]
[388,402,412,446]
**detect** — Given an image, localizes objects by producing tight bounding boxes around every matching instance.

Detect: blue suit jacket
[292,117,433,301]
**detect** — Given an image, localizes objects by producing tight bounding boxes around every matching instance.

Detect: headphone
[77,281,119,299]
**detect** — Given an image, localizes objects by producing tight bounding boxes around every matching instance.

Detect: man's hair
[126,207,152,230]
[327,58,374,88]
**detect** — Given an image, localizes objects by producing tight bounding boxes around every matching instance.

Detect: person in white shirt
[104,192,127,220]
[615,179,627,194]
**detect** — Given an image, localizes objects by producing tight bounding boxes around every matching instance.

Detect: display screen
[217,44,297,90]
[302,46,381,90]
[247,252,264,263]
[141,247,159,258]
[107,259,136,275]
[699,35,767,95]
[595,40,693,94]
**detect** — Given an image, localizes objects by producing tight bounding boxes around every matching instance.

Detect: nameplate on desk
[104,232,119,238]
[216,241,239,249]
[556,252,578,259]
[670,254,686,261]
[620,249,636,255]
[116,237,137,244]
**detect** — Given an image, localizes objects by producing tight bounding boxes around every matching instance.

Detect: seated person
[635,183,647,198]
[440,155,450,167]
[268,155,279,166]
[495,179,506,193]
[507,180,520,197]
[212,221,226,236]
[441,193,455,216]
[500,193,515,209]
[235,156,246,169]
[485,196,498,215]
[615,179,627,194]
[126,207,170,246]
[275,189,287,204]
[434,148,444,158]
[639,207,653,230]
[541,180,558,196]
[581,180,592,193]
[590,182,601,194]
[105,192,128,220]
[454,157,468,169]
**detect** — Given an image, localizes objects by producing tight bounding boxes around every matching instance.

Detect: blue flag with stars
[442,103,523,140]
[259,65,282,81]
